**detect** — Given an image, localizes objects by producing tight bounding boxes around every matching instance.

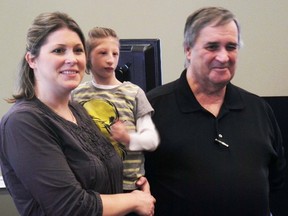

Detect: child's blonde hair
[86,27,119,71]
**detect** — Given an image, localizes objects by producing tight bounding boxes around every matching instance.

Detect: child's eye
[113,52,119,56]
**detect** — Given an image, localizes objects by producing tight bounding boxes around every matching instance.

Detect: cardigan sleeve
[1,110,103,216]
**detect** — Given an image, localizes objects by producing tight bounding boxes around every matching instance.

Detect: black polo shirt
[145,70,285,216]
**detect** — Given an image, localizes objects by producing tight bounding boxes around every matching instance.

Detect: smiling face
[26,28,86,97]
[89,36,120,83]
[186,20,239,91]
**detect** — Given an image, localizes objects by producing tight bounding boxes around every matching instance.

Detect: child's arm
[126,113,160,151]
[110,114,159,151]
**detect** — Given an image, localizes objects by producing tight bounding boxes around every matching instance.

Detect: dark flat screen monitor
[116,39,162,92]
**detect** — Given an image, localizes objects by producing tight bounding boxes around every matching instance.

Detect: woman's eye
[75,48,84,53]
[52,48,65,54]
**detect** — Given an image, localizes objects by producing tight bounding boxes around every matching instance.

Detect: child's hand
[136,176,151,194]
[110,120,130,145]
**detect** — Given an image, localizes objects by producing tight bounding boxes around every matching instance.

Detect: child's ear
[25,52,36,69]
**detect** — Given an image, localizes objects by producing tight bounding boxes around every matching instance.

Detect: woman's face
[26,27,86,96]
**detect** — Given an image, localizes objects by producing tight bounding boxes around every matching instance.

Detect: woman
[0,12,155,216]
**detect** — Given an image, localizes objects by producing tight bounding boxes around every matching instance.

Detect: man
[145,6,286,216]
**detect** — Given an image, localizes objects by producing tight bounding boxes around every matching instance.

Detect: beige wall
[1,0,288,117]
[0,1,288,214]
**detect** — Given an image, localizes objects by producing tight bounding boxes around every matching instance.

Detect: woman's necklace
[36,96,77,124]
[53,107,77,124]
[69,108,77,124]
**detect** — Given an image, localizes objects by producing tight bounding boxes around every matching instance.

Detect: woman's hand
[130,190,156,216]
[101,183,156,216]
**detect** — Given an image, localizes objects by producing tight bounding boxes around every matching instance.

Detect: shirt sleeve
[127,113,160,151]
[267,103,287,215]
[267,104,286,193]
[1,110,103,216]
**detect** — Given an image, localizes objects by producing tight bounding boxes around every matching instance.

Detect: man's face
[186,21,239,89]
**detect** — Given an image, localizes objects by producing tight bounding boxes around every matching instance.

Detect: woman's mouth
[61,70,78,74]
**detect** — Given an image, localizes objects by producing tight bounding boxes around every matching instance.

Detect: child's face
[89,36,120,80]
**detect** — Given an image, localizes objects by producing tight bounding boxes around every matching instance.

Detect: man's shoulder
[229,83,267,108]
[230,83,262,100]
[147,80,178,101]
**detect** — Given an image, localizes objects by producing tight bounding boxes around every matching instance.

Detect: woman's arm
[2,111,103,215]
[101,190,155,216]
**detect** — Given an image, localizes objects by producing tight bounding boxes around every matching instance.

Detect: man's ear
[184,46,192,59]
[25,52,36,69]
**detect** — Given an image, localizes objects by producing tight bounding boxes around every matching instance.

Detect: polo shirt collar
[175,69,245,113]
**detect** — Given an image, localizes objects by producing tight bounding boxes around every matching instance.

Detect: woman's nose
[65,52,77,64]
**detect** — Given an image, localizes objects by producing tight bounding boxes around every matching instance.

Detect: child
[72,27,160,191]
